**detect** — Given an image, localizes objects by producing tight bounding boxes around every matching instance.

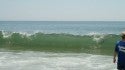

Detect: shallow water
[0,51,117,70]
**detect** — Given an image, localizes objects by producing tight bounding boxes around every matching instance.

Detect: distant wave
[0,31,120,55]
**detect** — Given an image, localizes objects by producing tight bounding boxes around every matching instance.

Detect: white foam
[0,51,117,70]
[93,34,105,44]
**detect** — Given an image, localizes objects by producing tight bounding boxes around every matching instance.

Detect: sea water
[0,51,117,70]
[0,21,125,35]
[0,21,125,70]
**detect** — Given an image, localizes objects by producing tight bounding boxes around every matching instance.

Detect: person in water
[113,32,125,70]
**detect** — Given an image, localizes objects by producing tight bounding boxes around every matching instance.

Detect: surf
[0,50,117,70]
[0,31,120,55]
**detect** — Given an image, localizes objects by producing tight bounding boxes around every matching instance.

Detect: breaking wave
[0,31,120,55]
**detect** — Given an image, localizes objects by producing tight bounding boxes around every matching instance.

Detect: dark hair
[122,35,125,39]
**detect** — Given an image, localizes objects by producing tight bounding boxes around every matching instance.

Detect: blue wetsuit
[115,41,125,70]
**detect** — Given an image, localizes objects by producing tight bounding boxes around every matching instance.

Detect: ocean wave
[0,31,120,55]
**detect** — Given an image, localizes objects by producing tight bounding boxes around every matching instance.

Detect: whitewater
[1,21,124,70]
[0,50,116,70]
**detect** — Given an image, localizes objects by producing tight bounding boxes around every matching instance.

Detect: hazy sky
[0,0,125,21]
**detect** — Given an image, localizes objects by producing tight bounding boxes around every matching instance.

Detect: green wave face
[0,31,120,55]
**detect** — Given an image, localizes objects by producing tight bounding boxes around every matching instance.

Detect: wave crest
[0,31,120,55]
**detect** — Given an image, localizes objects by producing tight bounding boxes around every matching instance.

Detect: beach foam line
[0,51,117,70]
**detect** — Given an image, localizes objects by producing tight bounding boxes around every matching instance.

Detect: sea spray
[87,32,105,52]
[88,32,105,44]
[93,34,105,44]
